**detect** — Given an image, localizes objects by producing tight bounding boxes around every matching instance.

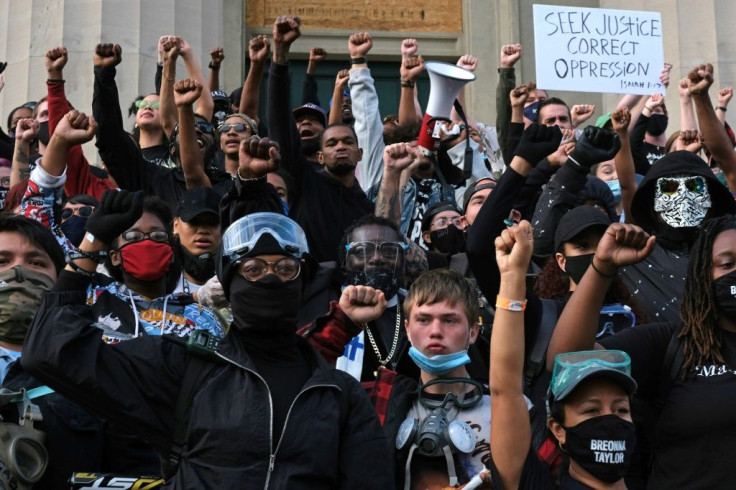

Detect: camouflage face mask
[0,266,55,345]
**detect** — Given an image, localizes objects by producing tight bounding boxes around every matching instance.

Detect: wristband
[68,249,108,264]
[350,57,366,65]
[46,78,65,84]
[716,106,728,112]
[495,296,527,311]
[400,79,415,88]
[65,257,96,278]
[208,62,220,70]
[591,260,616,278]
[236,168,266,182]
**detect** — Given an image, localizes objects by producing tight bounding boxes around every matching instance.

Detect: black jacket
[22,291,394,489]
[268,62,374,263]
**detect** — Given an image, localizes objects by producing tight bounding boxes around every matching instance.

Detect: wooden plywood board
[246,0,462,32]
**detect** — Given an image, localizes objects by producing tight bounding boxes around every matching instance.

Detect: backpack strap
[524,299,558,394]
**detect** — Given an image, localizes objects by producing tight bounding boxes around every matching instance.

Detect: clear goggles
[222,212,309,260]
[549,350,635,402]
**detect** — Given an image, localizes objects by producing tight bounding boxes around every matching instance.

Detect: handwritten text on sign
[533,4,664,95]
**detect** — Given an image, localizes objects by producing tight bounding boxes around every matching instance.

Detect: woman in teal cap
[489,220,637,489]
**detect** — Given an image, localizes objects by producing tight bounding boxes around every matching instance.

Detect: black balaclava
[228,233,303,344]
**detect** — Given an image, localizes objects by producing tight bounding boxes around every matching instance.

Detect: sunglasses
[218,122,252,134]
[658,176,706,195]
[135,100,160,110]
[121,230,169,243]
[195,120,215,135]
[61,205,94,222]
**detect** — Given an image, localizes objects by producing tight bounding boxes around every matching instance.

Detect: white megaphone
[417,61,476,156]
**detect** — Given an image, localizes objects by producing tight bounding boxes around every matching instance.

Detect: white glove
[195,276,228,308]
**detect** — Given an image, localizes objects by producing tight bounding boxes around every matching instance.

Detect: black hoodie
[621,151,736,323]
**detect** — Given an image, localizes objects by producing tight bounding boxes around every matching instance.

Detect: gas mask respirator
[395,378,482,489]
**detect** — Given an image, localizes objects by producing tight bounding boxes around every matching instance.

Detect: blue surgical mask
[523,101,540,123]
[606,179,621,201]
[408,347,470,375]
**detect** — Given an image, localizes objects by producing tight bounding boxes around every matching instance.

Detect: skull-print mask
[654,175,711,228]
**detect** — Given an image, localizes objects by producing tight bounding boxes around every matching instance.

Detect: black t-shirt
[489,449,556,489]
[141,144,174,168]
[601,322,736,489]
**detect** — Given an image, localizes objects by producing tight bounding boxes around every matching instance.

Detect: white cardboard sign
[533,4,664,95]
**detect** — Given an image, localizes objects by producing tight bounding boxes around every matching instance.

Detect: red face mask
[119,239,173,282]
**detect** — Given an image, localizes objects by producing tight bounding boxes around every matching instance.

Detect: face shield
[343,225,407,299]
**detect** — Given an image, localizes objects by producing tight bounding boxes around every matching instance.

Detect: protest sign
[533,4,664,95]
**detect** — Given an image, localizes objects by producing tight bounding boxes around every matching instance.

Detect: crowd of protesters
[1,12,736,490]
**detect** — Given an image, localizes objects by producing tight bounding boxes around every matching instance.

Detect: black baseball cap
[421,201,463,232]
[293,103,328,127]
[462,178,497,211]
[175,187,221,223]
[554,205,611,251]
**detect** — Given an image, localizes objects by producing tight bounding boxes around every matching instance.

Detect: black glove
[514,123,563,166]
[85,189,144,245]
[0,62,6,75]
[568,126,621,168]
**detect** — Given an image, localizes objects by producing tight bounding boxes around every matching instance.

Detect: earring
[558,440,567,453]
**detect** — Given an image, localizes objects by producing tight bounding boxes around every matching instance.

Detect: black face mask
[302,136,321,156]
[564,253,593,285]
[428,225,465,254]
[563,414,636,483]
[60,215,88,248]
[713,269,736,323]
[345,266,400,299]
[180,246,216,283]
[37,121,50,146]
[229,273,302,335]
[647,114,668,137]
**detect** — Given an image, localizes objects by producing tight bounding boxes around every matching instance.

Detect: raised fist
[678,129,703,153]
[593,223,656,274]
[383,142,416,173]
[14,118,39,144]
[94,43,122,68]
[645,93,665,111]
[571,104,596,127]
[348,32,373,58]
[568,126,621,168]
[273,15,302,45]
[456,54,478,72]
[500,44,522,68]
[178,38,193,58]
[86,189,144,246]
[210,47,224,67]
[718,87,733,107]
[45,46,68,75]
[310,47,327,62]
[173,79,203,107]
[340,285,388,326]
[400,55,424,82]
[687,63,714,95]
[53,110,97,147]
[401,38,418,58]
[610,108,631,134]
[249,35,270,63]
[335,69,350,89]
[510,85,529,108]
[514,123,563,166]
[238,136,281,179]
